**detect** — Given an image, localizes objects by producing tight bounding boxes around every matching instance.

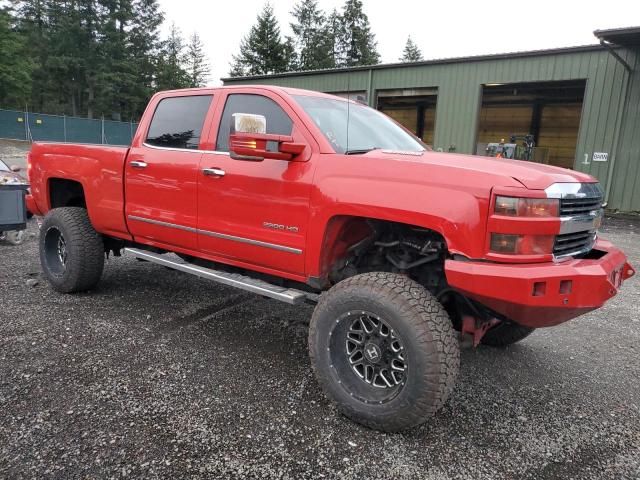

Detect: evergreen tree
[79,0,103,118]
[45,0,100,117]
[290,0,333,71]
[283,35,298,71]
[95,0,137,120]
[399,36,423,62]
[0,7,32,109]
[338,0,379,67]
[5,0,195,120]
[326,8,343,68]
[128,0,164,118]
[156,23,189,90]
[10,0,51,112]
[229,3,287,77]
[185,32,210,87]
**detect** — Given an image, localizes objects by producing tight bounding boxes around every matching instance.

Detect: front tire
[309,272,459,432]
[39,207,104,293]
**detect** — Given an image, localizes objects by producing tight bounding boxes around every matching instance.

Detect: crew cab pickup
[26,86,634,432]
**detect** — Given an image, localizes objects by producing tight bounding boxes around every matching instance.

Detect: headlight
[490,233,555,255]
[494,196,559,217]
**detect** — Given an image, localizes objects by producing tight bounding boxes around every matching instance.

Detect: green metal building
[223,27,640,212]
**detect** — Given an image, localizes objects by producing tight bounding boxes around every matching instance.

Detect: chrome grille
[559,196,603,216]
[553,231,596,257]
[546,183,604,258]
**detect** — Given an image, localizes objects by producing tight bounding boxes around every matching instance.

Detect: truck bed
[28,142,132,239]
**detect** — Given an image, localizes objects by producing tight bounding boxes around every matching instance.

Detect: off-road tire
[309,272,459,432]
[39,207,104,293]
[480,323,534,347]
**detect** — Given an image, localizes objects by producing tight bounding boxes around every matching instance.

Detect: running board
[124,248,316,305]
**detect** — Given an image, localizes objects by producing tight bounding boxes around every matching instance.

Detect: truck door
[197,91,315,276]
[125,94,214,251]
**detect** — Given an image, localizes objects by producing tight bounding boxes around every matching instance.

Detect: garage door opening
[377,88,437,146]
[476,80,586,169]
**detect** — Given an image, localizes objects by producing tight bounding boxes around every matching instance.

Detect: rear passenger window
[146,95,212,149]
[216,94,293,152]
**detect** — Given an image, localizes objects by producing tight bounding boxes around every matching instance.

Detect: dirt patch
[0,139,30,170]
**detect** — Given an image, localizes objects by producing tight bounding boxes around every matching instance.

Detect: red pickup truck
[26,86,634,432]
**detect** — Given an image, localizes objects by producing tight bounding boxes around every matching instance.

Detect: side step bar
[124,248,317,305]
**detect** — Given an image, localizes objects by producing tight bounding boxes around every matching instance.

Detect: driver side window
[216,94,293,152]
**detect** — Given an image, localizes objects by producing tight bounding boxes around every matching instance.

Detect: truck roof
[153,85,341,100]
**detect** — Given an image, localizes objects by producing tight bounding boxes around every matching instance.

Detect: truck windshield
[293,95,426,154]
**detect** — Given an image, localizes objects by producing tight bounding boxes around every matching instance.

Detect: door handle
[130,161,148,169]
[203,167,226,177]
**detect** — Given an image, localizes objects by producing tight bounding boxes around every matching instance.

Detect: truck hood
[370,150,596,190]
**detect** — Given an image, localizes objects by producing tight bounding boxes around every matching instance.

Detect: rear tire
[39,207,104,293]
[480,322,534,347]
[309,272,459,432]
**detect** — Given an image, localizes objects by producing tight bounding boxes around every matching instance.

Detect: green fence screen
[0,109,28,140]
[0,108,138,146]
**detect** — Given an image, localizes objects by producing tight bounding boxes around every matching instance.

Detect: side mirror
[229,113,306,162]
[10,165,21,172]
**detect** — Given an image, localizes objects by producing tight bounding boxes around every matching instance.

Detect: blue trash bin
[0,184,29,231]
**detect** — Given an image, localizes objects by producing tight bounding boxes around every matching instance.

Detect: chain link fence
[0,109,138,146]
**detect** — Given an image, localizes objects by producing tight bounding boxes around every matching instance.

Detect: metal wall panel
[608,52,640,211]
[224,46,639,210]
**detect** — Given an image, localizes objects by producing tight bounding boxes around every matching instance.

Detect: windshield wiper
[344,148,379,155]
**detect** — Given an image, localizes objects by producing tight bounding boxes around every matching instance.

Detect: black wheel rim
[44,227,67,276]
[329,310,407,404]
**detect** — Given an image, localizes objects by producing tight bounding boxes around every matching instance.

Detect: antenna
[346,73,350,153]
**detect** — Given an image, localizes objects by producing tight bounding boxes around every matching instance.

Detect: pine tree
[95,0,137,120]
[128,0,164,118]
[283,35,298,72]
[229,3,287,77]
[185,32,210,87]
[6,0,183,121]
[400,36,423,62]
[10,0,51,112]
[0,7,32,109]
[290,0,333,71]
[45,0,101,117]
[81,0,103,118]
[338,0,379,67]
[156,23,189,90]
[326,8,343,67]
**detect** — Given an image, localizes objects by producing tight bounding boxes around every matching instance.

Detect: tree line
[0,0,209,121]
[230,0,424,77]
[0,0,426,121]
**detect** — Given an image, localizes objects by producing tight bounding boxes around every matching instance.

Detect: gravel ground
[0,140,30,170]
[1,215,639,479]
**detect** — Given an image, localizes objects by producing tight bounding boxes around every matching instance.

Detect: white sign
[593,152,608,162]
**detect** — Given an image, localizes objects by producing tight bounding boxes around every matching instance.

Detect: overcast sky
[159,0,637,85]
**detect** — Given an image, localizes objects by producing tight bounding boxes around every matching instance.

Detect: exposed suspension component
[329,222,447,294]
